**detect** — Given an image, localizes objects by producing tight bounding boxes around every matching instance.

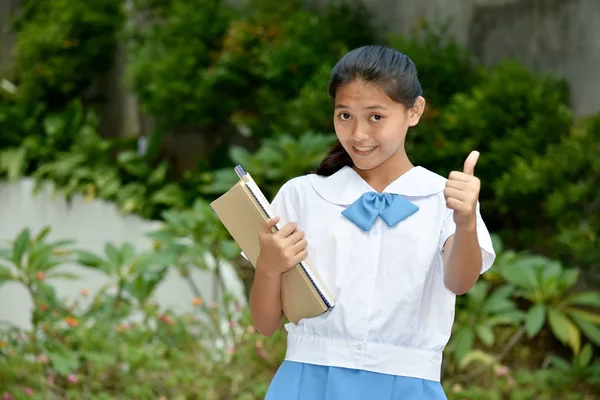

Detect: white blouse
[270,166,496,382]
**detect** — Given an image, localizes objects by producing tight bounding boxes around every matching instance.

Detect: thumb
[463,150,480,176]
[262,216,280,233]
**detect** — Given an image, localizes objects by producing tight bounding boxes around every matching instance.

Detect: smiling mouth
[353,146,377,154]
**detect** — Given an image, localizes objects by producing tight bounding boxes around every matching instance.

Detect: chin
[351,159,382,172]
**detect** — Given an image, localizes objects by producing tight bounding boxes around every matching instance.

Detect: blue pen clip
[234,165,246,179]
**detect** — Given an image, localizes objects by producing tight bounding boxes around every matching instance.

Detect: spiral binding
[236,166,334,309]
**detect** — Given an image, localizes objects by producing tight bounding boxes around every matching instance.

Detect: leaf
[475,324,495,346]
[148,161,168,185]
[35,226,52,243]
[500,260,539,292]
[548,355,571,371]
[566,308,600,325]
[525,303,546,337]
[74,250,107,270]
[105,243,121,270]
[0,147,27,181]
[453,326,475,364]
[560,269,579,292]
[0,265,16,288]
[567,292,600,308]
[570,313,600,347]
[229,146,252,166]
[150,184,185,207]
[12,228,30,269]
[82,351,117,369]
[578,343,593,368]
[548,308,580,353]
[46,271,80,280]
[487,311,525,326]
[121,243,136,265]
[49,350,80,375]
[467,280,488,308]
[459,349,497,370]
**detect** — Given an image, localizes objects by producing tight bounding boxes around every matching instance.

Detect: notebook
[210,165,335,324]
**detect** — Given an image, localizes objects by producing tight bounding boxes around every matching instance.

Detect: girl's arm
[443,227,482,295]
[442,150,483,295]
[249,269,285,336]
[249,217,308,336]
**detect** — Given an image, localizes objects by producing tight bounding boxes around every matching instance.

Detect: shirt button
[357,344,363,350]
[372,228,378,234]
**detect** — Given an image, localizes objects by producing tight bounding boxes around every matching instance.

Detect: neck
[353,151,414,192]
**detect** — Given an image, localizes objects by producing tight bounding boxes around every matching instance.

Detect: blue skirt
[265,361,447,400]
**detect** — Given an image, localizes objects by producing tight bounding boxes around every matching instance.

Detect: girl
[249,45,495,399]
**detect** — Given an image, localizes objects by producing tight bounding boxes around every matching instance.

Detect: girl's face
[333,80,424,181]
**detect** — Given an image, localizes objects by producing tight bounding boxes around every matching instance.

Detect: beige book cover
[210,166,335,324]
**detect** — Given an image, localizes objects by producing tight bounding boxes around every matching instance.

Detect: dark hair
[314,45,423,176]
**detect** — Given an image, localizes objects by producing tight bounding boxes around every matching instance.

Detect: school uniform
[264,165,496,400]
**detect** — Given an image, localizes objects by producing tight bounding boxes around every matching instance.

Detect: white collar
[307,166,446,206]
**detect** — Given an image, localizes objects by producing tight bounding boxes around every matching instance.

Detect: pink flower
[229,319,238,328]
[257,348,267,358]
[37,353,49,364]
[3,393,14,400]
[508,376,515,386]
[246,325,256,334]
[497,365,509,377]
[47,376,55,384]
[24,388,33,396]
[67,374,78,383]
[227,345,235,356]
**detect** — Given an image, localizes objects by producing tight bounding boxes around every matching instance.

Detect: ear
[407,96,426,127]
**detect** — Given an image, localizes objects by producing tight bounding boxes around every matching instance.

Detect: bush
[0,226,286,399]
[126,0,376,171]
[8,0,124,107]
[494,112,600,269]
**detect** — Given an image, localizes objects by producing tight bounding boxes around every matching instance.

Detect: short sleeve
[270,181,301,227]
[439,201,496,274]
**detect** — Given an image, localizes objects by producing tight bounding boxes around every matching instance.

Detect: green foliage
[495,112,600,268]
[8,0,124,105]
[389,21,480,110]
[443,237,600,397]
[0,226,285,399]
[126,0,375,141]
[201,131,337,200]
[493,251,600,354]
[126,0,234,129]
[450,280,524,365]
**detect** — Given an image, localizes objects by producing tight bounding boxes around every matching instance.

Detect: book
[210,165,335,324]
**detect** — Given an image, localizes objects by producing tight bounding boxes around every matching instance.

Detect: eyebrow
[334,104,388,110]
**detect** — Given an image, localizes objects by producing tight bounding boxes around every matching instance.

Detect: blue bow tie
[341,192,419,231]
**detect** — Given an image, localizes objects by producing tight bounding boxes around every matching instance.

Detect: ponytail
[314,141,353,176]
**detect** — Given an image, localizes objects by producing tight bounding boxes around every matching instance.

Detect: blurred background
[0,0,599,398]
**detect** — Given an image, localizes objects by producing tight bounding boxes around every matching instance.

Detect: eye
[370,114,384,122]
[338,113,352,121]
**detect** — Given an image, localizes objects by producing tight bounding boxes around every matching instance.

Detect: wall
[341,0,600,117]
[0,179,244,330]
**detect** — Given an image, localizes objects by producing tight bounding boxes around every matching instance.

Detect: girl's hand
[256,216,308,278]
[444,151,481,230]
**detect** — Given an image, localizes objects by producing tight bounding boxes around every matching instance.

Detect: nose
[350,122,370,142]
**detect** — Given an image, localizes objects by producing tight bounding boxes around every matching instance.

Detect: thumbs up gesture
[444,151,481,229]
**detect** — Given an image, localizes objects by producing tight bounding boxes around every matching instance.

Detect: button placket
[361,220,381,338]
